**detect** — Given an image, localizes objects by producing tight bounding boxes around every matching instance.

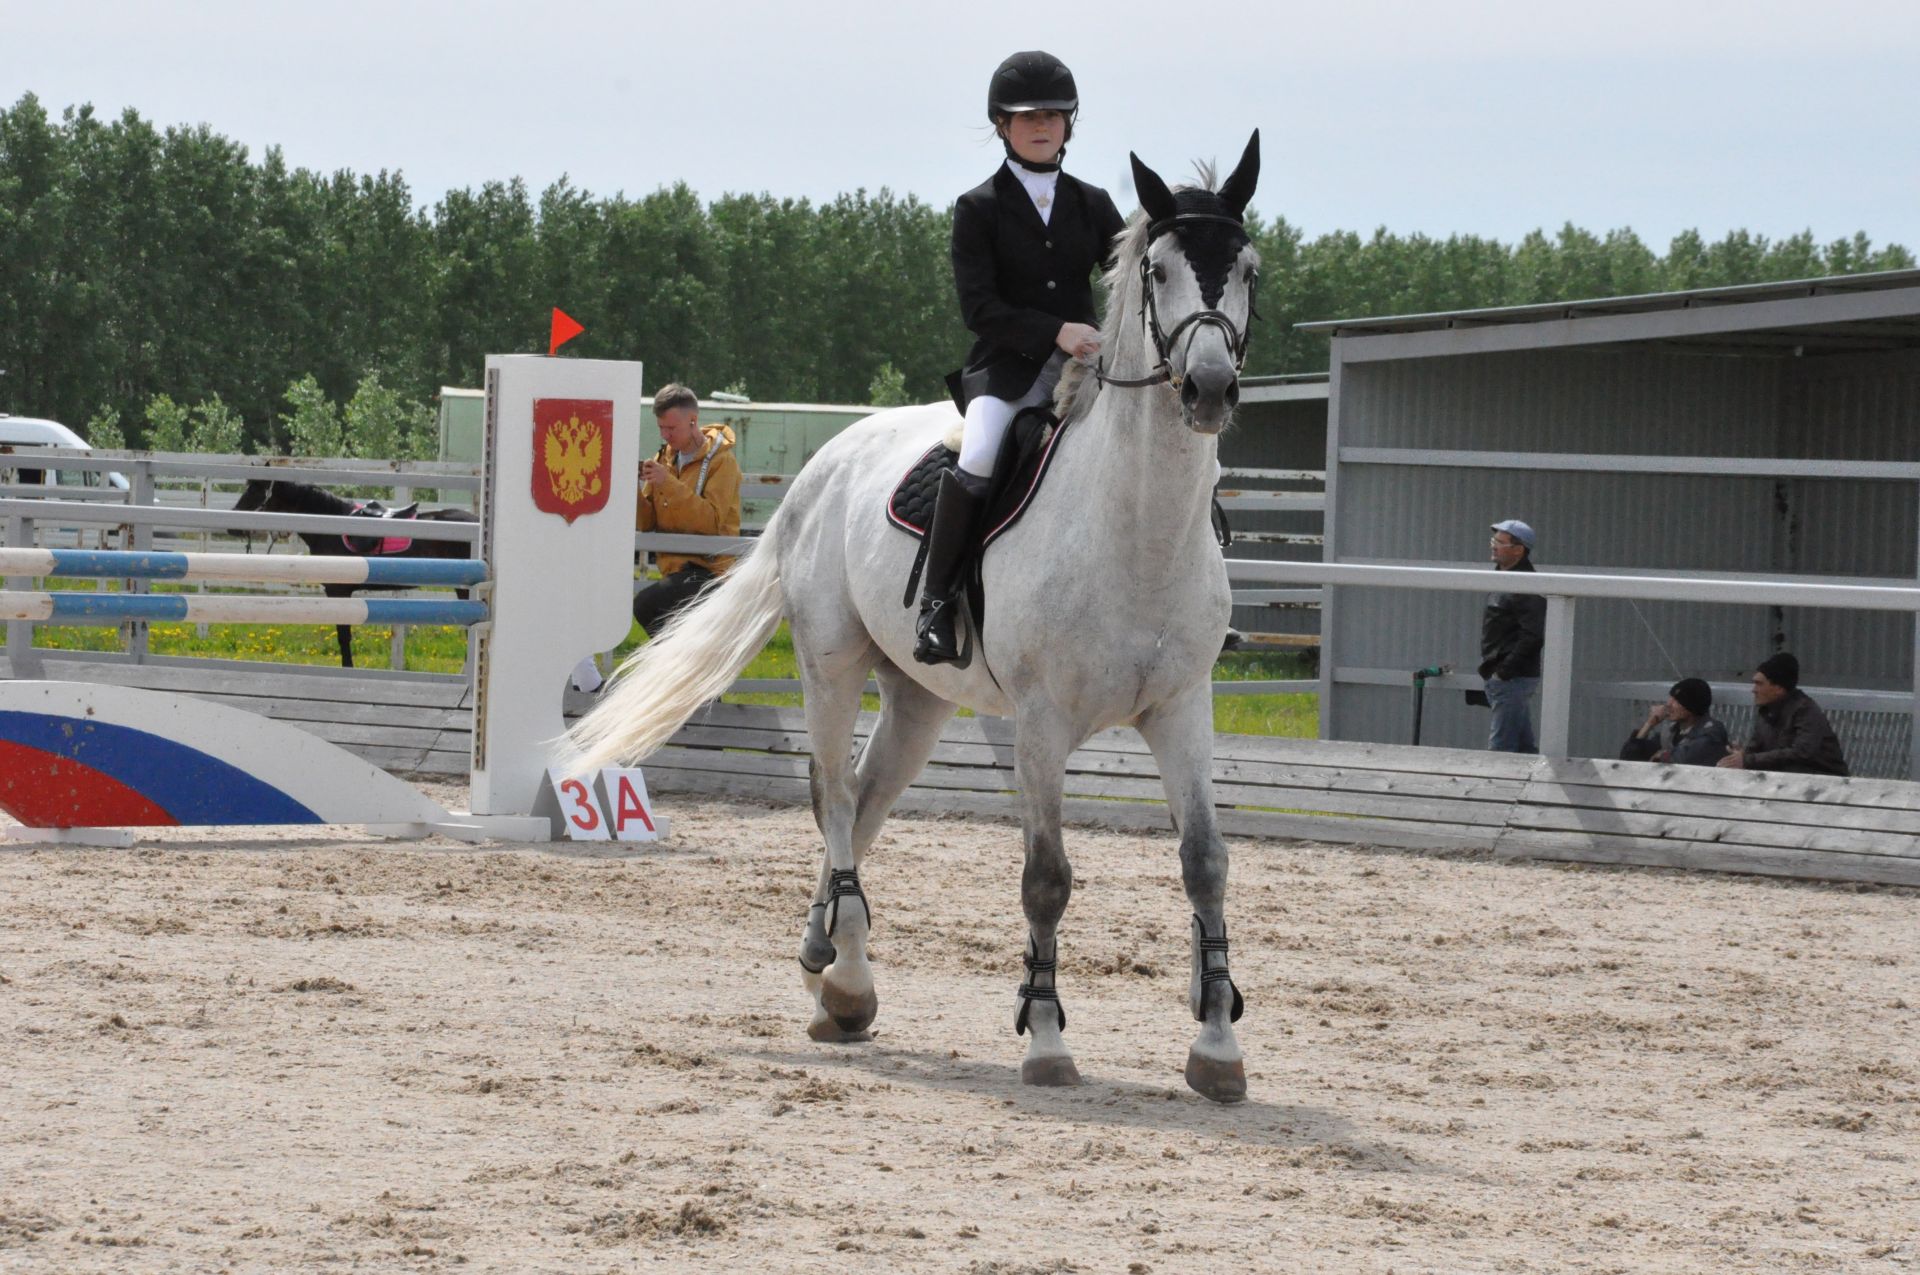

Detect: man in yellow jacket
[632,383,742,636]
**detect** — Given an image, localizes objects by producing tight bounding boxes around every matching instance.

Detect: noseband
[1097,212,1259,391]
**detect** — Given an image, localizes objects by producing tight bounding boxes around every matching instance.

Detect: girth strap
[902,532,933,607]
[825,869,868,939]
[1014,940,1066,1036]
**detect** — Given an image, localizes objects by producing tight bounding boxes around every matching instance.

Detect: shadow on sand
[748,1041,1414,1170]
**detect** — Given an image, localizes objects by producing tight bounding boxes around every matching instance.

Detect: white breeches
[958,353,1068,480]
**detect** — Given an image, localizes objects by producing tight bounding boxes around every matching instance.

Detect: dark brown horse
[231,478,477,668]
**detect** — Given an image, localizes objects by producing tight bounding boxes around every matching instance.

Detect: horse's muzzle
[1179,361,1240,434]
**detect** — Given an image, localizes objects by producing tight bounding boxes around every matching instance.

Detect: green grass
[613,621,1317,735]
[28,577,470,673]
[1210,648,1320,738]
[28,577,1320,737]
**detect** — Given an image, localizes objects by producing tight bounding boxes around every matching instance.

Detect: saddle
[341,500,420,556]
[887,404,1077,631]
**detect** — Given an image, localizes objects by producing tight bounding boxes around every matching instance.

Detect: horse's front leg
[1138,682,1246,1103]
[1013,717,1080,1086]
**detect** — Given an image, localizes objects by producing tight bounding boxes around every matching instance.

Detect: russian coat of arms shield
[531,398,615,524]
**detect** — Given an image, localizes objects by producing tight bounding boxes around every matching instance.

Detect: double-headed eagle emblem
[530,398,614,524]
[542,415,605,505]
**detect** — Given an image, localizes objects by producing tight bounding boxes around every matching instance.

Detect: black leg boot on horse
[912,469,984,666]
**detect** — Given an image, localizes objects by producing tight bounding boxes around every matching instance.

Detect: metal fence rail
[1238,559,1920,779]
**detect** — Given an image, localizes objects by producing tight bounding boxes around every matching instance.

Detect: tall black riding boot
[913,469,984,666]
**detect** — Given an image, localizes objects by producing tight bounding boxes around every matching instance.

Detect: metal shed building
[1302,270,1920,776]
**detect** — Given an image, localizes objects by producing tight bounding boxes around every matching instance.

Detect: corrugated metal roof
[1298,267,1920,338]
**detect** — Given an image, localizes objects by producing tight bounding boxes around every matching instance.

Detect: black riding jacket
[949,164,1126,409]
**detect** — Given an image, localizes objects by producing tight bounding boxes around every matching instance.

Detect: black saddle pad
[885,405,1073,548]
[342,501,420,556]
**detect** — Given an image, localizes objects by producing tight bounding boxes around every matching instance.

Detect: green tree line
[3,93,1912,453]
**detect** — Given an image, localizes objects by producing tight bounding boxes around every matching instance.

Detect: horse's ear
[1218,129,1260,218]
[1130,152,1177,225]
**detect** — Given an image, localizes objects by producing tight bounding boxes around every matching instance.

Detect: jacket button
[1045,240,1053,249]
[1045,280,1057,290]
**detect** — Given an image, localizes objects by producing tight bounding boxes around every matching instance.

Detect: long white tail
[566,515,786,771]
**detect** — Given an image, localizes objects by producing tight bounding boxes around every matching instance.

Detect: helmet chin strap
[1003,139,1064,173]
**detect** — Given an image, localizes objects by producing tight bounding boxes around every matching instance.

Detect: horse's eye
[1245,266,1258,283]
[1151,262,1167,284]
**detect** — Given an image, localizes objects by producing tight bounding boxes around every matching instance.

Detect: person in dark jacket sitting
[1478,519,1546,753]
[1620,677,1730,766]
[1716,652,1849,775]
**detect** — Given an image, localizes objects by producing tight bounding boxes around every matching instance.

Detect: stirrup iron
[914,595,973,668]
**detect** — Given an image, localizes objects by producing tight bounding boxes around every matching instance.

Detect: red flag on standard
[549,308,585,356]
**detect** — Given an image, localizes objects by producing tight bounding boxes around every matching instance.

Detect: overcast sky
[7,0,1918,253]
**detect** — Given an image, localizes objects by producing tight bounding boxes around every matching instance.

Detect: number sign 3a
[538,768,665,842]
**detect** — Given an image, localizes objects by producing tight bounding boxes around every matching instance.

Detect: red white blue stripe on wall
[0,682,452,831]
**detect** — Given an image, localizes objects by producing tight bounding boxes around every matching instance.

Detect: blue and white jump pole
[0,354,644,844]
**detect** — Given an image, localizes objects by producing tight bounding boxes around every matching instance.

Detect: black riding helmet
[989,51,1079,168]
[987,50,1079,117]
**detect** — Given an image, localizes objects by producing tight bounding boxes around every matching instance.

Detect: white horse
[570,134,1261,1103]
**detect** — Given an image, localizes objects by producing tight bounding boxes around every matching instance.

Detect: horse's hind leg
[850,664,955,855]
[798,662,954,1041]
[1012,715,1081,1087]
[1137,682,1246,1104]
[793,635,885,1040]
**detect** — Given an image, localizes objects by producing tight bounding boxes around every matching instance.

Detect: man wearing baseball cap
[1478,519,1545,752]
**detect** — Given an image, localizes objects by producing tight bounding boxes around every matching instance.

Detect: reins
[1095,212,1259,391]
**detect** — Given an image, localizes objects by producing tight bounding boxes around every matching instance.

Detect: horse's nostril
[1224,381,1239,409]
[1180,378,1201,409]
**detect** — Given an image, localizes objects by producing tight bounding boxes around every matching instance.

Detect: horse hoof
[820,982,877,1034]
[1020,1056,1083,1087]
[1184,1050,1247,1104]
[806,1016,872,1044]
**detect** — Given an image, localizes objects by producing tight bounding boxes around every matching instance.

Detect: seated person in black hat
[1715,652,1849,775]
[1620,677,1729,766]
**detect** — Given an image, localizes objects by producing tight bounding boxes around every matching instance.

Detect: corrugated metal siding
[1327,342,1920,758]
[1332,466,1780,675]
[1339,349,1786,453]
[1776,350,1920,688]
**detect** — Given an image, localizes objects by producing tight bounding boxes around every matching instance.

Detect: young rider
[913,49,1126,665]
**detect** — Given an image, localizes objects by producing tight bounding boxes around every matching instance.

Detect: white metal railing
[1234,559,1920,778]
[6,448,1333,693]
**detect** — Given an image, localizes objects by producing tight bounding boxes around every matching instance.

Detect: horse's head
[229,478,278,540]
[1123,131,1261,434]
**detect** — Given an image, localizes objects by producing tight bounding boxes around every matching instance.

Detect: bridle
[1096,212,1259,391]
